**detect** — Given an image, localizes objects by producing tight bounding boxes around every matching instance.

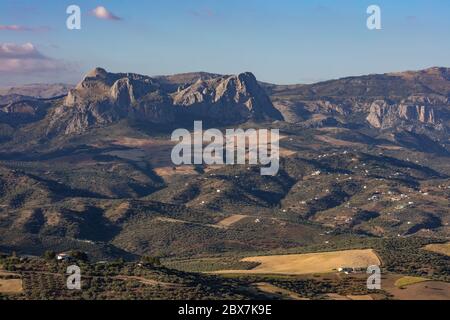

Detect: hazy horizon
[1,0,450,86]
[1,64,450,89]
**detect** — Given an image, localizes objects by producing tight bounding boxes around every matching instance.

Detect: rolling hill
[0,67,448,268]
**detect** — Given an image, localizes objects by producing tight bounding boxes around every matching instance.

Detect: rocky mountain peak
[85,67,108,78]
[172,72,282,123]
[48,68,281,135]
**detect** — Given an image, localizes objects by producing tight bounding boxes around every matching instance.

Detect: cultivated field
[214,249,380,275]
[0,270,23,294]
[215,215,248,228]
[424,243,450,256]
[384,275,450,300]
[0,279,23,294]
[395,276,430,288]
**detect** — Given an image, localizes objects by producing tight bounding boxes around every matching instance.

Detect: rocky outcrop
[366,99,438,129]
[6,67,450,135]
[49,68,281,135]
[266,67,450,132]
[172,72,282,123]
[50,69,175,134]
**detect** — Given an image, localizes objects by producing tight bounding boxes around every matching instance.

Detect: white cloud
[91,6,122,21]
[0,43,69,74]
[0,25,50,32]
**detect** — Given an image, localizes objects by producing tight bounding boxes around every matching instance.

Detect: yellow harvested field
[0,269,15,277]
[424,243,450,256]
[395,276,429,288]
[111,137,165,148]
[326,294,374,300]
[0,278,23,294]
[216,215,248,228]
[214,249,380,275]
[326,293,351,300]
[347,295,374,300]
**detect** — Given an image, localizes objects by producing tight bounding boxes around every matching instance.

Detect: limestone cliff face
[172,72,282,123]
[267,67,450,132]
[399,105,435,123]
[27,67,450,135]
[49,68,281,135]
[366,99,438,129]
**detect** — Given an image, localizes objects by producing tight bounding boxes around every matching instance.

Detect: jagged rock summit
[49,68,282,134]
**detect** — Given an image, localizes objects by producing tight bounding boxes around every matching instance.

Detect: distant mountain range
[0,66,449,262]
[268,67,450,134]
[0,84,72,104]
[48,68,282,135]
[1,67,449,136]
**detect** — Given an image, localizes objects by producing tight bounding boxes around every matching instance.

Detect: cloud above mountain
[0,43,69,74]
[91,6,122,21]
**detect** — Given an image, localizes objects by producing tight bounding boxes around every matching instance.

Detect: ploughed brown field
[383,275,450,300]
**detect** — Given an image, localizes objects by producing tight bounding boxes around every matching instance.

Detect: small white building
[57,253,72,262]
[338,267,354,274]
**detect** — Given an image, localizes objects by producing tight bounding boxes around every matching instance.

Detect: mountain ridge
[44,68,282,135]
[1,66,450,146]
[0,67,449,265]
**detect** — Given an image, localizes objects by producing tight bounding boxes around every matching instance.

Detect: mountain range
[0,67,449,262]
[3,67,450,135]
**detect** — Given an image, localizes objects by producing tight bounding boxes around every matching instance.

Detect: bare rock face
[51,68,174,134]
[366,99,438,129]
[48,68,281,135]
[366,100,393,129]
[399,104,435,123]
[172,72,282,123]
[267,67,450,132]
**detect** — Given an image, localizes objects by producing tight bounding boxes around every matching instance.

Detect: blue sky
[0,0,449,86]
